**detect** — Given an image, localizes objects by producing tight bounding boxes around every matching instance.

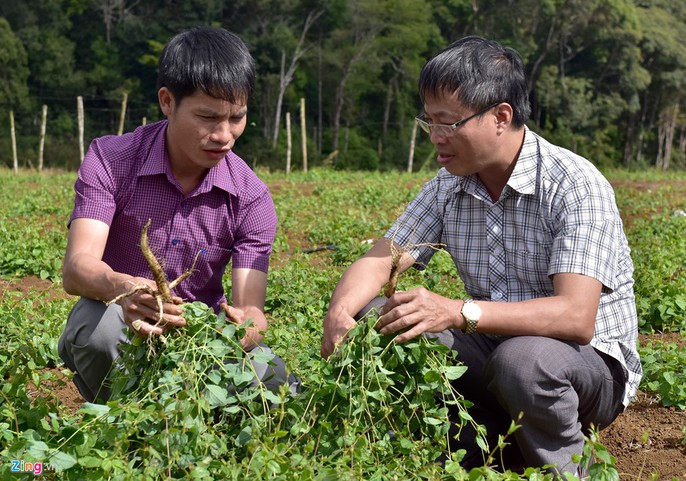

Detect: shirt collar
[506,126,537,196]
[138,122,237,197]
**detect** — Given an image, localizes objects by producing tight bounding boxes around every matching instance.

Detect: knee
[80,308,127,358]
[354,296,386,321]
[485,338,575,410]
[486,337,563,386]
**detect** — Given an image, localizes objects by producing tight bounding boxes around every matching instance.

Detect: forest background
[0,0,685,172]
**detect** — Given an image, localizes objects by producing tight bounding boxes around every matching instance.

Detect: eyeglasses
[415,103,500,137]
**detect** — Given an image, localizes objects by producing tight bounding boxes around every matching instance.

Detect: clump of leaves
[572,427,620,481]
[639,339,686,409]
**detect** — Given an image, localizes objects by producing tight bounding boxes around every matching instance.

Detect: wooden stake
[77,96,84,163]
[10,111,18,173]
[407,120,418,173]
[39,105,47,171]
[300,97,307,173]
[286,111,292,174]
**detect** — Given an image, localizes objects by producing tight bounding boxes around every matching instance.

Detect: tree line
[1,0,685,171]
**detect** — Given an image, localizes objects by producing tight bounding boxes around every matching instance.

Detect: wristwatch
[461,299,481,335]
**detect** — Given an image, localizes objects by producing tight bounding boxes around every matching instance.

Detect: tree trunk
[271,10,323,148]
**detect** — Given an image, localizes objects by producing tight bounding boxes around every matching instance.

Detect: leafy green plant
[639,339,686,409]
[4,168,686,479]
[573,427,620,481]
[1,302,484,480]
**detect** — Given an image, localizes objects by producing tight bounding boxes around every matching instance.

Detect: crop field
[1,167,685,480]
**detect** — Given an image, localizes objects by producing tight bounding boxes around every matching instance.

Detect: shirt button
[171,239,179,246]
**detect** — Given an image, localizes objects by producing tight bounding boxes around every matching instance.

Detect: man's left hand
[375,287,461,343]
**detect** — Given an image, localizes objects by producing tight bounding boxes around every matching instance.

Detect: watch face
[463,302,481,320]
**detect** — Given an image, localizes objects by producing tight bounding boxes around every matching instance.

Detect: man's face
[159,88,248,174]
[421,91,498,177]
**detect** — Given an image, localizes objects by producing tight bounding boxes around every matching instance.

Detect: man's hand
[220,303,264,350]
[117,277,185,337]
[375,287,461,343]
[321,310,357,359]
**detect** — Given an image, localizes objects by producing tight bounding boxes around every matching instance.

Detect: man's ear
[494,102,514,133]
[158,87,174,116]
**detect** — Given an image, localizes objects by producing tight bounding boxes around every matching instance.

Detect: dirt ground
[4,275,685,480]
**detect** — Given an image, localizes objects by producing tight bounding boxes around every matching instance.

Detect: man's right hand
[116,277,186,338]
[320,311,357,359]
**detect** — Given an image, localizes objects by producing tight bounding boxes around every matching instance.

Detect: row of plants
[1,167,685,479]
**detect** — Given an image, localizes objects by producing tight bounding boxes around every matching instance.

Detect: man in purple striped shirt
[58,26,298,403]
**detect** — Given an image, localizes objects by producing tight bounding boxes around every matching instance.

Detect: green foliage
[0,301,473,479]
[627,215,686,332]
[639,338,686,409]
[1,0,685,170]
[574,427,621,481]
[0,17,30,113]
[1,168,682,480]
[0,170,73,281]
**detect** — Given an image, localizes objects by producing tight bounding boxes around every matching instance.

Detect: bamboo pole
[10,111,18,173]
[286,111,292,174]
[117,91,128,135]
[407,120,418,173]
[77,96,84,163]
[300,98,307,173]
[39,104,48,171]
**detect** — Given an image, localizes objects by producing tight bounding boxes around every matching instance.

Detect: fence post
[77,96,84,163]
[286,111,292,174]
[39,104,48,171]
[407,120,418,173]
[300,98,307,173]
[10,110,18,173]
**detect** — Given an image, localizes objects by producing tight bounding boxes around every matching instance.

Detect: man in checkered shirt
[322,36,641,479]
[59,27,298,403]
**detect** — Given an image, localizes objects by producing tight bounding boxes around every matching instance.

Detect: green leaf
[79,455,104,468]
[78,403,110,417]
[443,365,468,380]
[50,451,78,471]
[205,384,229,408]
[235,426,252,447]
[251,350,276,364]
[27,440,50,459]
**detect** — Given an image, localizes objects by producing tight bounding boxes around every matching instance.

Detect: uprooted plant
[107,218,200,354]
[382,237,445,298]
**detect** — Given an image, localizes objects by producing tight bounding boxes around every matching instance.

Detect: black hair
[419,36,531,127]
[157,26,256,105]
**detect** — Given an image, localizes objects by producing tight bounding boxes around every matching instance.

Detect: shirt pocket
[190,244,232,287]
[507,243,552,295]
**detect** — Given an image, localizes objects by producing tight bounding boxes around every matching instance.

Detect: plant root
[382,239,444,298]
[106,218,200,355]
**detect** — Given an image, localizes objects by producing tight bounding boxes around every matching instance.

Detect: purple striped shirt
[69,120,276,310]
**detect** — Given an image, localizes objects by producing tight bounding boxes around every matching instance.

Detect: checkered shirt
[385,128,641,407]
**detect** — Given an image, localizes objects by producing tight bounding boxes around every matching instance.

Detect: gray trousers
[356,297,625,476]
[58,297,300,403]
